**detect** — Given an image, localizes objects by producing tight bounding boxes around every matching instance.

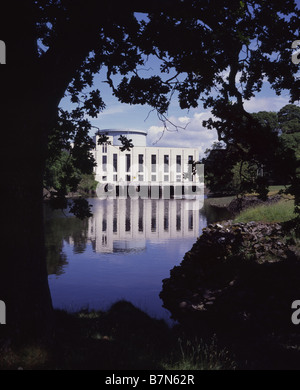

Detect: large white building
[92,129,202,197]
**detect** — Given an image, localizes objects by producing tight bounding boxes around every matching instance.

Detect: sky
[60,12,299,159]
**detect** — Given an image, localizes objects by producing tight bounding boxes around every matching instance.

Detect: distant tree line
[202,104,300,200]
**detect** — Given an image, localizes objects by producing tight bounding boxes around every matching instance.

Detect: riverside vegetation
[160,189,300,369]
[1,187,299,370]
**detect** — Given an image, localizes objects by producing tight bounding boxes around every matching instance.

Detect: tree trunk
[0,53,57,343]
[0,107,55,345]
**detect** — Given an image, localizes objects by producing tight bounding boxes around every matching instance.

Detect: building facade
[92,129,201,192]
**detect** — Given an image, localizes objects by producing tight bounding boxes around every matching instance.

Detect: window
[126,174,131,182]
[126,154,131,172]
[113,153,118,172]
[102,143,107,153]
[102,176,107,181]
[102,218,107,232]
[164,175,169,182]
[138,154,144,172]
[151,154,157,172]
[188,155,193,163]
[102,155,107,171]
[113,174,117,182]
[151,175,156,182]
[176,155,181,173]
[164,155,169,173]
[176,174,181,182]
[138,174,144,181]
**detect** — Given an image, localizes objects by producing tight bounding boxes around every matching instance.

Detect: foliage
[0,301,236,370]
[77,173,98,195]
[118,135,134,152]
[203,105,300,201]
[28,1,300,217]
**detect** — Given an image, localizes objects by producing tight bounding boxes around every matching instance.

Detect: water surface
[45,197,230,323]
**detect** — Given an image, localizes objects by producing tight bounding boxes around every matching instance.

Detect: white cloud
[243,95,290,112]
[147,110,218,158]
[97,104,130,116]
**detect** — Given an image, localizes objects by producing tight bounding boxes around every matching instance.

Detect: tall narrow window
[138,154,144,172]
[188,155,193,163]
[126,154,131,172]
[102,143,107,153]
[151,154,157,172]
[176,155,181,173]
[102,155,107,171]
[164,155,169,173]
[113,153,118,172]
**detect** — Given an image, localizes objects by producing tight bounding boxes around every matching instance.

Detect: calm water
[45,197,230,324]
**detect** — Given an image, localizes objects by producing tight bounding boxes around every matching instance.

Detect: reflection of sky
[48,198,207,324]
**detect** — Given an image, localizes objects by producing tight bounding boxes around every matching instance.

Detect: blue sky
[60,11,300,159]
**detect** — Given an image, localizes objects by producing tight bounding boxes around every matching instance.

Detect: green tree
[278,104,300,159]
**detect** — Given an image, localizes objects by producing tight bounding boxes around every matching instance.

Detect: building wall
[92,131,200,185]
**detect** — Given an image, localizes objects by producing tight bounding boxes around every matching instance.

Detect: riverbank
[159,194,300,369]
[0,301,236,370]
[2,192,299,370]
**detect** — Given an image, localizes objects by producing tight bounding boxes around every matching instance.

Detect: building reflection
[87,198,200,253]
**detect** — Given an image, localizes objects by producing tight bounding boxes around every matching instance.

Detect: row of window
[101,174,184,182]
[101,154,194,173]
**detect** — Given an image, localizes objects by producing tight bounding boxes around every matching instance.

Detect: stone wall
[160,220,300,338]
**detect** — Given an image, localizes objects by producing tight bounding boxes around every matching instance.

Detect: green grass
[234,199,296,223]
[0,301,236,370]
[161,336,236,370]
[267,185,286,196]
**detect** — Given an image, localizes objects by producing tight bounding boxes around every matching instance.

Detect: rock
[159,219,300,338]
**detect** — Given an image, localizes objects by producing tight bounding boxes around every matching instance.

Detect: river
[45,197,231,324]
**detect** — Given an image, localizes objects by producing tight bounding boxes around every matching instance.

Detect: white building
[92,129,202,197]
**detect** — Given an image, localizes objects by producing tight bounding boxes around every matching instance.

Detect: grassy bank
[0,301,236,370]
[234,198,296,223]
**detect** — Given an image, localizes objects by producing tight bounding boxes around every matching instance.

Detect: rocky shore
[160,219,300,339]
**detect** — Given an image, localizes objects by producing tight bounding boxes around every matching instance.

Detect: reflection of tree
[200,201,232,226]
[44,205,89,275]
